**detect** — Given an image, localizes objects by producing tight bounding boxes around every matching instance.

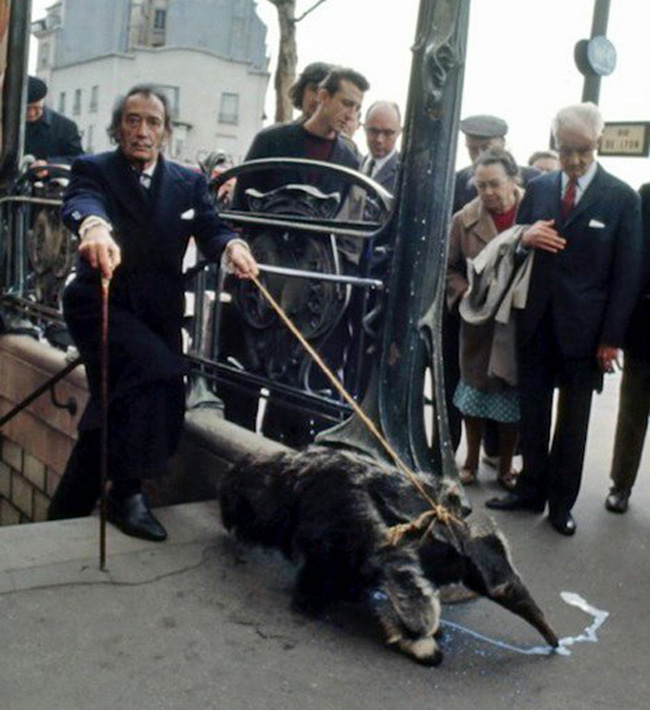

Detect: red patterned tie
[561,178,577,219]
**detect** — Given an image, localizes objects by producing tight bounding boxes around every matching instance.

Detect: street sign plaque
[599,122,650,157]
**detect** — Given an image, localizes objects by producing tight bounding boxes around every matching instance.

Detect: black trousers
[609,354,650,493]
[515,312,600,516]
[442,307,462,451]
[48,378,184,519]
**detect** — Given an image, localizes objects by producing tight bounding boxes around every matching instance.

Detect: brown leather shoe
[605,490,630,514]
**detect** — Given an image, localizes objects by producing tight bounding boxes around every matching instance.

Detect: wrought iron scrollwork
[418,0,464,118]
[234,184,349,391]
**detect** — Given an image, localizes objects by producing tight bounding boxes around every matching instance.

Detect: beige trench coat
[445,188,524,390]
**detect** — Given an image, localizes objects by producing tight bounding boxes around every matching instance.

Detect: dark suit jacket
[62,150,235,400]
[25,107,84,162]
[516,165,642,358]
[368,151,399,194]
[623,183,650,361]
[453,164,540,214]
[233,122,359,210]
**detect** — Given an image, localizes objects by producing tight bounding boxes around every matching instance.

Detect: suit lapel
[149,155,188,235]
[374,153,398,189]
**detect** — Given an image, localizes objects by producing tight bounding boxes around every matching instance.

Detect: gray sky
[30,0,650,188]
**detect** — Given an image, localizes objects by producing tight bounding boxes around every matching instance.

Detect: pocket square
[588,218,605,229]
[180,208,195,220]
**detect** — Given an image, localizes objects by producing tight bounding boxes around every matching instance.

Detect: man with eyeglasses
[361,101,402,194]
[486,103,642,537]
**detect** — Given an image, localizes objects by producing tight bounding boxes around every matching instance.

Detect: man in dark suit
[453,115,540,215]
[25,76,83,165]
[360,101,401,194]
[486,103,642,536]
[604,182,650,514]
[47,85,258,541]
[233,67,368,211]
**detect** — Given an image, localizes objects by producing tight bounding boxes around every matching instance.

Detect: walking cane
[99,276,111,571]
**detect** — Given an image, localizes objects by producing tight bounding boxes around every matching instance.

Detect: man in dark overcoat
[604,181,650,513]
[48,85,258,541]
[25,76,83,163]
[486,103,642,536]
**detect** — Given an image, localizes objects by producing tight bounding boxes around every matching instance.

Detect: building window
[73,89,82,115]
[219,93,239,125]
[89,85,99,113]
[58,92,66,114]
[154,9,166,29]
[86,125,95,153]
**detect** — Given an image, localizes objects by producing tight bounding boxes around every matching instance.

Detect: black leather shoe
[485,493,545,513]
[549,512,576,536]
[605,490,630,514]
[107,492,168,542]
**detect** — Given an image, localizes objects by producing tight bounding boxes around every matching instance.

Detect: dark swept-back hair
[289,62,332,110]
[319,67,370,96]
[107,84,173,143]
[473,147,519,181]
[528,149,558,166]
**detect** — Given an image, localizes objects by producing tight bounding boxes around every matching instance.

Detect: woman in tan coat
[446,148,524,489]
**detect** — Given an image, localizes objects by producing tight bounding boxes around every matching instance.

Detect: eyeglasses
[475,178,510,191]
[365,127,398,138]
[557,145,596,157]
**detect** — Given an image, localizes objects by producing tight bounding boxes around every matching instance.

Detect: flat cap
[459,114,508,138]
[27,76,48,104]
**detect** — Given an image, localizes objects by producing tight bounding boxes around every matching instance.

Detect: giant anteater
[220,447,559,665]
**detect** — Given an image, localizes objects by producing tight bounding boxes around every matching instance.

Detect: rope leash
[250,274,461,541]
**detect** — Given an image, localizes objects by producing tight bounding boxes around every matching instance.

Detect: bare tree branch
[294,0,329,24]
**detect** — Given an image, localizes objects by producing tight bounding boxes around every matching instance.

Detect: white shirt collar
[561,160,598,202]
[142,159,157,177]
[364,149,397,177]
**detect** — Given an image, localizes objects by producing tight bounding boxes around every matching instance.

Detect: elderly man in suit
[486,102,642,536]
[604,181,650,514]
[361,101,401,194]
[48,85,258,541]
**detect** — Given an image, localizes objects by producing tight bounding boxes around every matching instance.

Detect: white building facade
[31,0,270,165]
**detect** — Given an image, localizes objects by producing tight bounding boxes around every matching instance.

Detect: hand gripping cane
[99,276,111,570]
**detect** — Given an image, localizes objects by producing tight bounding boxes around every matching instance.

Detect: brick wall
[0,335,88,526]
[0,442,60,524]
